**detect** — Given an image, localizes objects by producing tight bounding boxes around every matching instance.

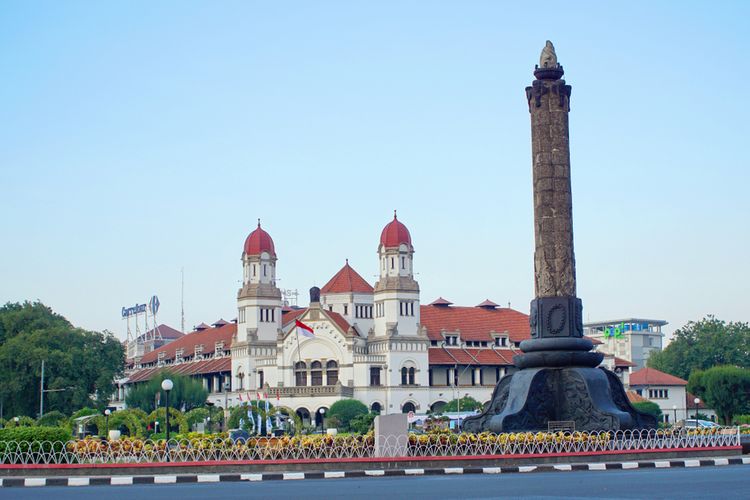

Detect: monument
[464,42,656,432]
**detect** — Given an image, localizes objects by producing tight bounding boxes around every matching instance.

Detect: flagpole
[295,325,303,369]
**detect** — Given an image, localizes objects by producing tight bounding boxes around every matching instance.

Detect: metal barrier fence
[0,428,740,465]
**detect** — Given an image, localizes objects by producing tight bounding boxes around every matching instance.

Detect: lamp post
[672,405,677,426]
[104,409,111,438]
[161,379,174,441]
[206,416,211,434]
[154,420,159,434]
[223,381,231,431]
[693,397,700,420]
[319,408,326,434]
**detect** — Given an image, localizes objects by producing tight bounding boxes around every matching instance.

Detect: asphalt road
[2,465,749,499]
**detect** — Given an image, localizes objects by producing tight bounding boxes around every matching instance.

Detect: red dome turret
[379,211,412,248]
[243,220,276,256]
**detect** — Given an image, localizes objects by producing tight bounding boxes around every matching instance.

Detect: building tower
[464,42,656,432]
[373,212,420,337]
[232,220,282,391]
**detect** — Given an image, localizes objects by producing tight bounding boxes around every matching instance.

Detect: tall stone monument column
[464,42,656,433]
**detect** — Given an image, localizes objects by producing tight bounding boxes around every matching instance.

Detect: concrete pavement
[1,464,749,499]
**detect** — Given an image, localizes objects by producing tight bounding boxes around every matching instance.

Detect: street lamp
[223,381,231,431]
[104,409,111,438]
[161,379,174,442]
[672,405,677,425]
[694,397,700,420]
[154,420,159,434]
[319,408,326,434]
[206,416,211,434]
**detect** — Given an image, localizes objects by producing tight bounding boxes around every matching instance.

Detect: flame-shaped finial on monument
[540,40,557,68]
[534,40,564,80]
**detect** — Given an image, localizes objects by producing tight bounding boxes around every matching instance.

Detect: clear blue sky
[2,1,748,340]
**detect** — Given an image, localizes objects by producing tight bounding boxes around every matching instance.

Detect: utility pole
[39,359,45,417]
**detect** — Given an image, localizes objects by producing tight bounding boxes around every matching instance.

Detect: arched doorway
[402,402,416,414]
[296,407,311,426]
[370,402,382,414]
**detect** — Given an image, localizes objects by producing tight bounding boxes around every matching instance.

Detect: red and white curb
[2,457,748,487]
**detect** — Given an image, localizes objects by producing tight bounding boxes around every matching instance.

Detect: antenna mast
[181,267,185,333]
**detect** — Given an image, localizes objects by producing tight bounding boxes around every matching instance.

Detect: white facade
[227,216,436,423]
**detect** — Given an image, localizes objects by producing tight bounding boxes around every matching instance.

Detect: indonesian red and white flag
[295,319,315,338]
[238,392,243,402]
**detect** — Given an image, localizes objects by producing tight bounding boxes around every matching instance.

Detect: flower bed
[0,427,740,465]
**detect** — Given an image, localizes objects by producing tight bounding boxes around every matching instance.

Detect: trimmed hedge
[0,426,72,457]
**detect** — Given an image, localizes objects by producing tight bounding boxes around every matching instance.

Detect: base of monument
[463,366,657,433]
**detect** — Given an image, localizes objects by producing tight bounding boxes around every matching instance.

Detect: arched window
[326,360,338,385]
[402,402,416,414]
[408,367,415,385]
[371,402,382,414]
[311,361,323,386]
[295,361,307,386]
[401,367,408,385]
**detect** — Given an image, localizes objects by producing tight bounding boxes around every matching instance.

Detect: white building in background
[120,214,633,426]
[584,318,668,370]
[629,367,689,424]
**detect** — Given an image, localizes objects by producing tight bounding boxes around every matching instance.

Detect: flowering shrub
[0,427,740,465]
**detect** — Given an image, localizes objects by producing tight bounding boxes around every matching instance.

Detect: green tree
[632,401,663,422]
[647,316,750,380]
[36,411,68,427]
[350,412,377,434]
[327,399,368,431]
[442,396,481,413]
[125,371,208,412]
[0,302,124,417]
[688,365,750,425]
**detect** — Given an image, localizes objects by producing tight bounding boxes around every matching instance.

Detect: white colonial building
[120,214,635,425]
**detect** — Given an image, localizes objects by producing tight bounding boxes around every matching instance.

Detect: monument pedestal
[464,366,657,433]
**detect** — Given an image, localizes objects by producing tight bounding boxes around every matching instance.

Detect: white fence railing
[0,428,740,465]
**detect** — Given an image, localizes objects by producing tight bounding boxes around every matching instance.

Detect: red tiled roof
[380,213,412,248]
[429,297,453,306]
[244,221,275,256]
[476,299,500,309]
[134,324,183,342]
[139,323,236,365]
[281,308,355,336]
[128,357,231,384]
[321,261,373,294]
[428,347,515,366]
[614,356,636,367]
[627,390,649,403]
[421,305,530,343]
[282,308,306,327]
[630,367,687,386]
[324,310,353,334]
